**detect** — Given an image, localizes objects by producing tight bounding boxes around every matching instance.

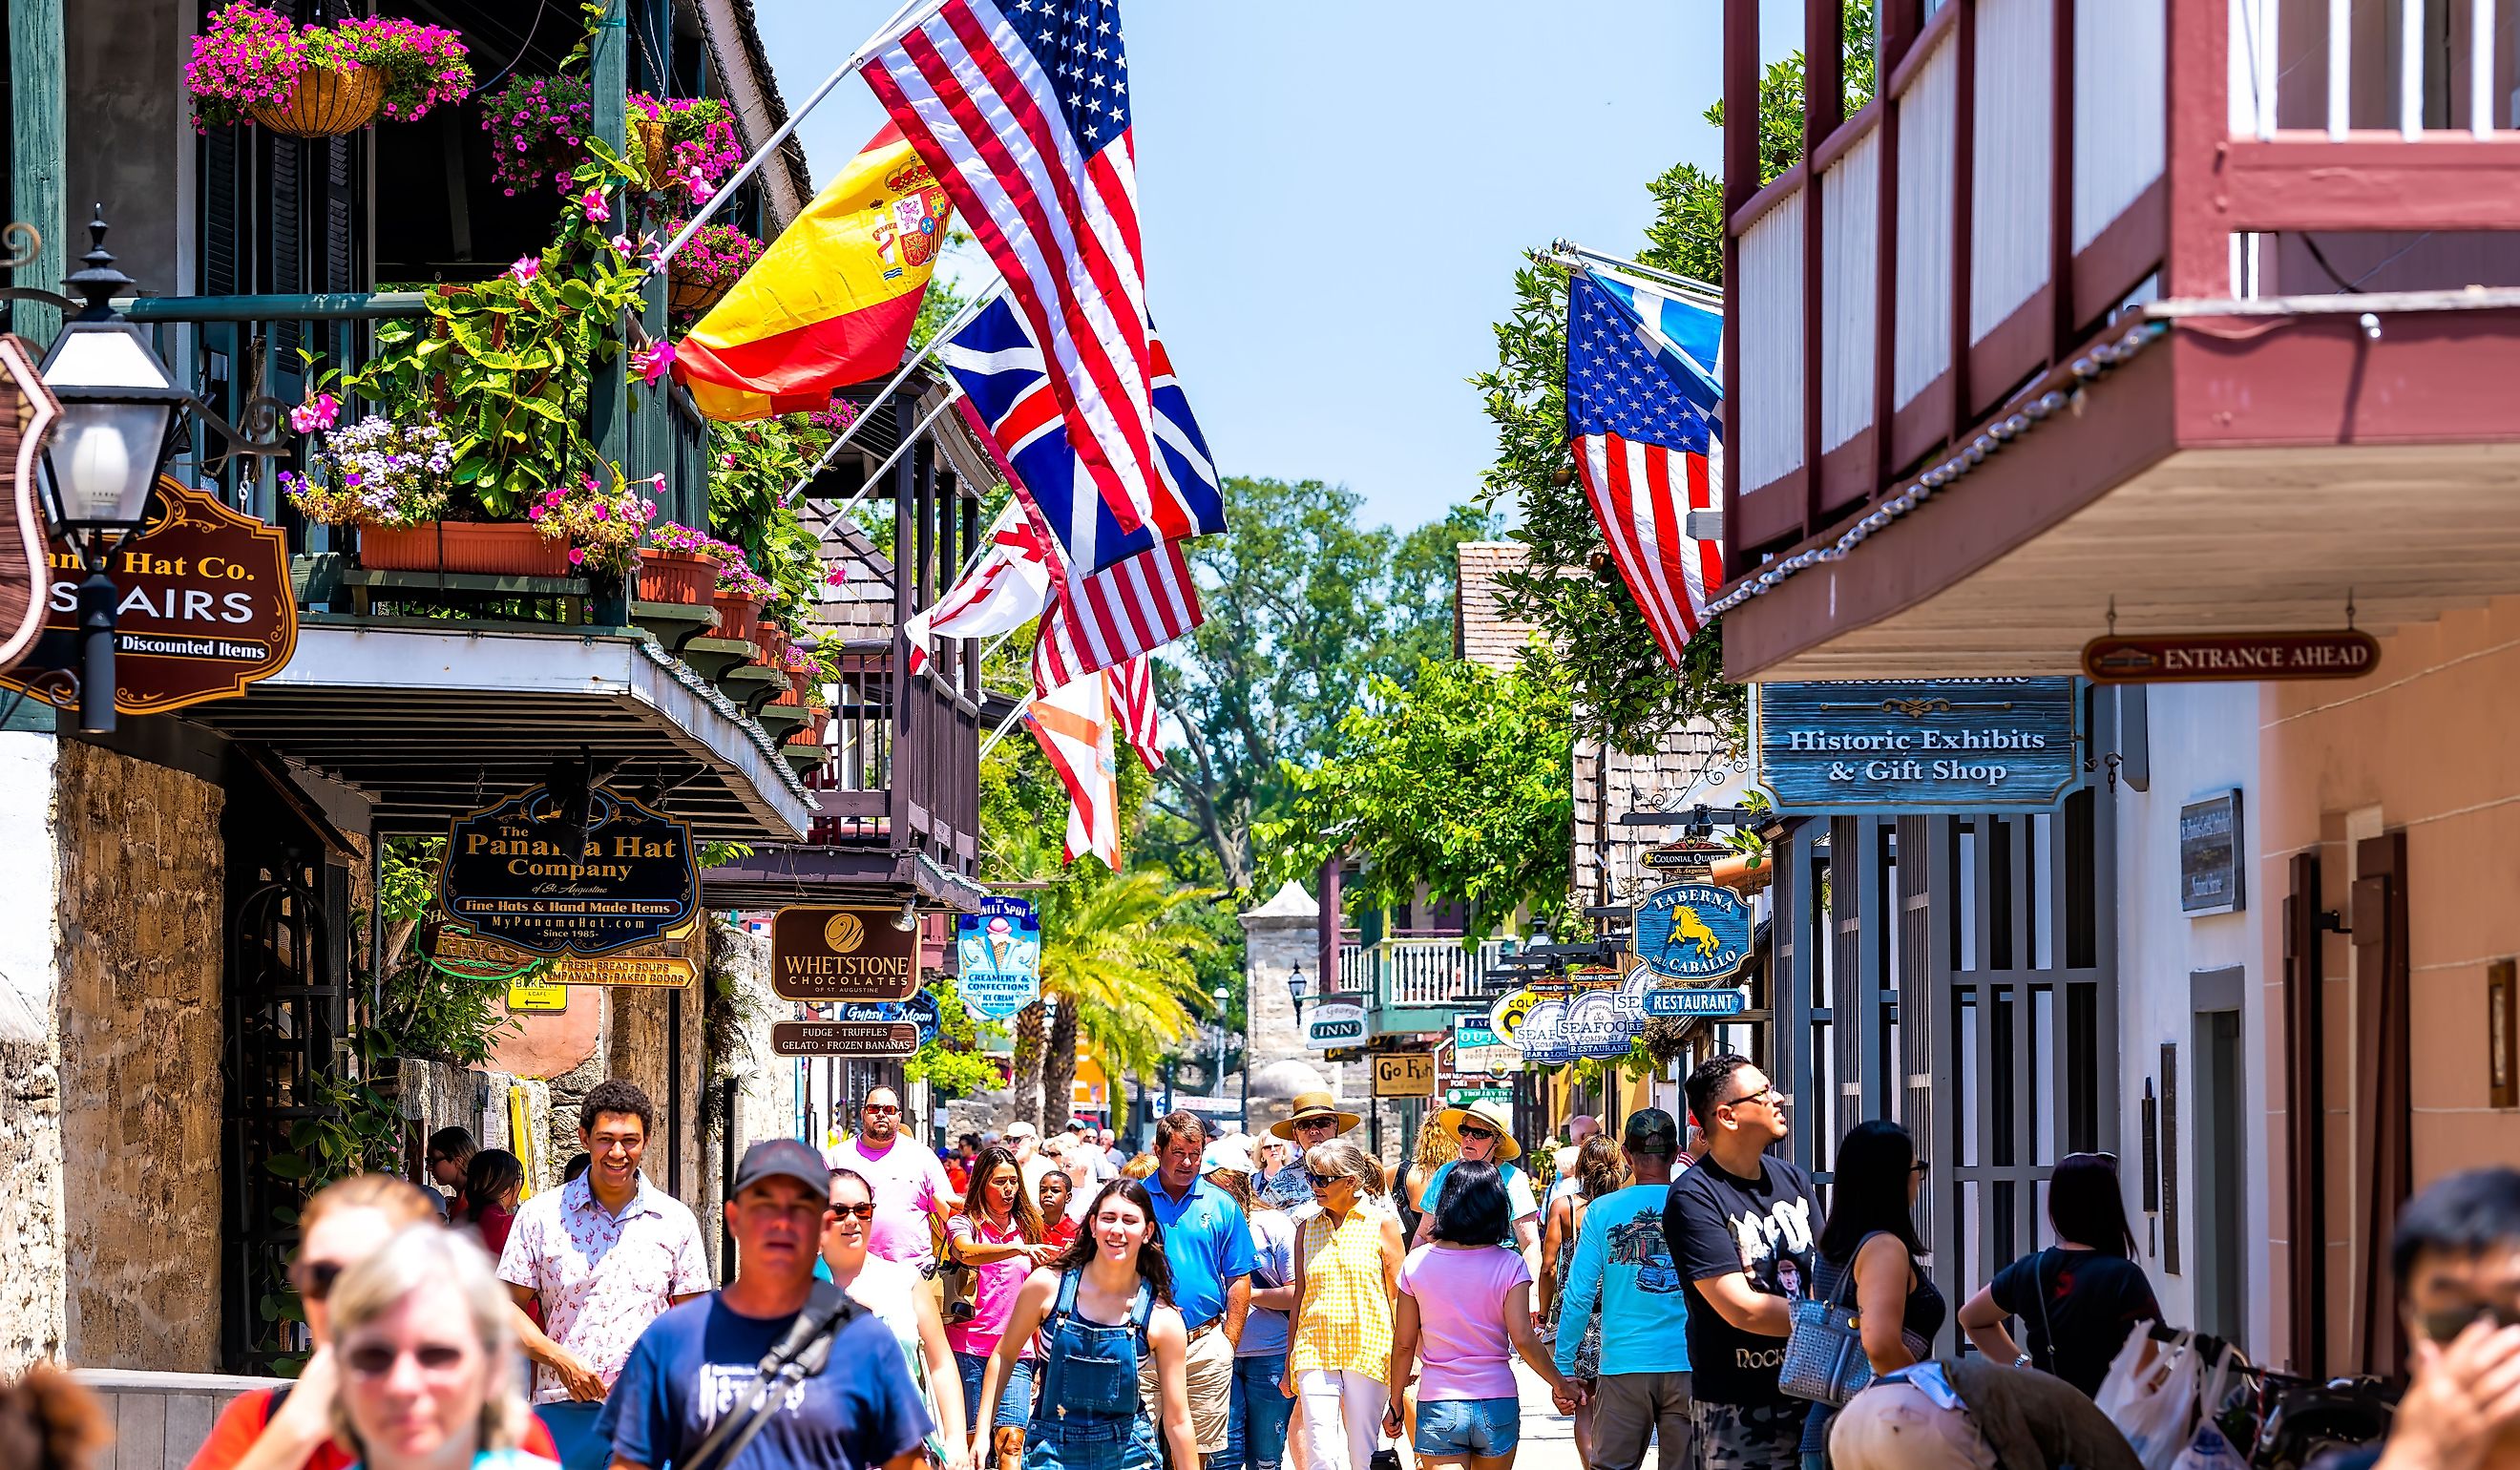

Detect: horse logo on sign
[1631,882,1753,983]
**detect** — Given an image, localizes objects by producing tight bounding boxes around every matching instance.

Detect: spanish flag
[675,124,954,421]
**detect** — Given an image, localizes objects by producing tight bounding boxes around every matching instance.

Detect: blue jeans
[1215,1353,1292,1470]
[1025,1412,1157,1470]
[1413,1396,1522,1459]
[533,1401,612,1470]
[957,1350,1039,1432]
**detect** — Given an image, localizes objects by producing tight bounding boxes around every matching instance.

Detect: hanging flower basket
[636,546,719,605]
[668,266,732,318]
[630,113,670,187]
[248,64,387,136]
[360,521,574,577]
[666,222,764,320]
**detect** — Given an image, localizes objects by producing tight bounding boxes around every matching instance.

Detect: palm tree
[1010,869,1219,1130]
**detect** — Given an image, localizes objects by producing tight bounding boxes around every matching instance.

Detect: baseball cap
[1624,1107,1680,1157]
[1203,1137,1255,1175]
[733,1138,831,1201]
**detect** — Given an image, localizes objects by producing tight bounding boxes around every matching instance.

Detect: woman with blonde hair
[326,1225,551,1470]
[1282,1140,1407,1470]
[1398,1115,1460,1239]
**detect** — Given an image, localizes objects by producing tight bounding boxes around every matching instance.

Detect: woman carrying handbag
[1788,1122,1943,1470]
[1956,1152,2160,1398]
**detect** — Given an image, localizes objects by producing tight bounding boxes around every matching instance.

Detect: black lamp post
[1287,960,1310,1021]
[32,212,193,733]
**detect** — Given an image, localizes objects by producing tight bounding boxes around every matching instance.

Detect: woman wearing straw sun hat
[1409,1101,1541,1259]
[1260,1093,1360,1212]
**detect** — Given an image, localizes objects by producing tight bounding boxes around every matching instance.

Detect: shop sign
[2083,630,2379,684]
[1643,986,1749,1018]
[0,476,297,715]
[1372,1051,1437,1097]
[1564,991,1634,1059]
[432,918,701,988]
[1640,840,1732,872]
[1631,883,1753,983]
[1487,987,1539,1049]
[1445,1084,1513,1106]
[440,788,698,959]
[1305,999,1367,1048]
[771,1019,920,1058]
[0,336,57,675]
[770,906,921,1002]
[1753,678,2081,813]
[1453,1014,1500,1050]
[505,978,568,1013]
[1519,998,1569,1063]
[956,894,1041,1020]
[2178,789,2245,916]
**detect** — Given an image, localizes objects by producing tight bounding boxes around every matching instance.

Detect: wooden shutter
[266,135,303,356]
[2283,850,2328,1373]
[2351,830,2411,1378]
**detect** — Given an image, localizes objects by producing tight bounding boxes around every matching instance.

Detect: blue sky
[751,3,1760,535]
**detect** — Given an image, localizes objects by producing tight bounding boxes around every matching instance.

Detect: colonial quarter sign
[439,787,700,958]
[0,474,297,714]
[769,906,921,1003]
[0,335,58,674]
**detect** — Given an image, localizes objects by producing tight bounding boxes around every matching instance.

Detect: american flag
[1565,268,1725,662]
[863,0,1192,541]
[939,294,1225,575]
[1106,653,1162,770]
[1030,537,1200,697]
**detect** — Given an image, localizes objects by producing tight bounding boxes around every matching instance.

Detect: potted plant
[667,221,764,319]
[282,414,567,573]
[478,73,593,197]
[529,465,658,580]
[640,521,722,605]
[770,642,820,706]
[187,2,472,137]
[712,558,771,641]
[628,94,743,205]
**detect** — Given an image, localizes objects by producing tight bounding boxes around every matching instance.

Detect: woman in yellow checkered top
[1283,1140,1407,1470]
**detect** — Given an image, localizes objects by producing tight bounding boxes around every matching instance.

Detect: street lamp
[1287,960,1310,1020]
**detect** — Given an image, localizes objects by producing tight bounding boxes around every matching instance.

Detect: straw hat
[1434,1100,1522,1163]
[1270,1090,1362,1140]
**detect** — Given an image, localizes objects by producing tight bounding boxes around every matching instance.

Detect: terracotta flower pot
[787,709,829,746]
[637,547,719,605]
[711,591,761,641]
[770,670,816,707]
[747,623,788,667]
[360,521,574,577]
[248,65,388,137]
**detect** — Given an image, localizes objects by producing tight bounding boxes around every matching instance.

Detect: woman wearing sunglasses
[1956,1151,2160,1396]
[326,1225,553,1470]
[826,1167,973,1470]
[949,1144,1061,1469]
[186,1175,560,1470]
[1410,1103,1539,1262]
[1284,1142,1407,1470]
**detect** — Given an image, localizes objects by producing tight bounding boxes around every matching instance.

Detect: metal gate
[1771,785,2117,1352]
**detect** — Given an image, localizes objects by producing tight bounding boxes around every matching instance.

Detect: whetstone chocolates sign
[769,906,921,1003]
[439,788,699,958]
[1754,678,2082,813]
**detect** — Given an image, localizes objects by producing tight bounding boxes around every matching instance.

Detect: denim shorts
[1023,1413,1156,1470]
[1413,1396,1521,1458]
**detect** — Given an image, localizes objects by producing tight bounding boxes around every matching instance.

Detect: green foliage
[708,415,830,628]
[1038,869,1219,1078]
[908,969,1004,1100]
[1474,2,1875,752]
[1261,649,1576,941]
[1154,478,1491,889]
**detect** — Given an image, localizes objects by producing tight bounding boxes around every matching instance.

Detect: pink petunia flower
[629,339,676,388]
[580,188,610,223]
[568,547,586,566]
[509,255,540,282]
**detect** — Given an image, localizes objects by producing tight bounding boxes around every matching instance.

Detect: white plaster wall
[0,731,61,1369]
[2111,682,2271,1359]
[0,733,59,1047]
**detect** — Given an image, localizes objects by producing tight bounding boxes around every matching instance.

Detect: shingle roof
[1453,542,1542,671]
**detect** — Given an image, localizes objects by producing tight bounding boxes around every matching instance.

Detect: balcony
[1715,0,2520,679]
[1364,934,1515,1038]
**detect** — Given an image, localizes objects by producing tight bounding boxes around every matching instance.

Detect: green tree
[1475,3,1874,751]
[1030,870,1219,1132]
[1260,649,1577,942]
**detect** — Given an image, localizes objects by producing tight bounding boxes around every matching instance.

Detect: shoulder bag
[1777,1236,1877,1407]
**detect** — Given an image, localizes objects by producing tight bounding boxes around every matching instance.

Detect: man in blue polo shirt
[1143,1109,1256,1463]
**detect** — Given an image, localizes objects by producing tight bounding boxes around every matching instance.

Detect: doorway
[2193,967,2247,1343]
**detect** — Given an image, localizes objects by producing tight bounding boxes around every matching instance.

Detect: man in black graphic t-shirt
[1663,1056,1824,1470]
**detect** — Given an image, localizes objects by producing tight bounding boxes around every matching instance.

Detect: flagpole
[800,385,964,538]
[650,0,942,271]
[976,699,1031,761]
[1544,239,1722,304]
[782,290,993,510]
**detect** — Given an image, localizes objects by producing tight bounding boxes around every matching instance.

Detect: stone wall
[55,739,225,1372]
[0,735,63,1371]
[698,920,785,1279]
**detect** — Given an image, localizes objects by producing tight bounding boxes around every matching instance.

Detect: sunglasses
[344,1340,470,1377]
[1725,1085,1785,1111]
[1912,1160,1932,1178]
[863,1103,901,1115]
[828,1202,876,1220]
[1306,1171,1349,1188]
[296,1260,346,1303]
[1458,1126,1498,1142]
[1292,1118,1338,1132]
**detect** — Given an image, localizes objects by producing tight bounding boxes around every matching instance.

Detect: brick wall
[54,739,225,1371]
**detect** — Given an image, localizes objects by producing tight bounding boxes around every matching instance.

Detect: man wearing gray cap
[598,1139,933,1470]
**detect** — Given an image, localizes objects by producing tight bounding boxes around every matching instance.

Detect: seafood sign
[1630,882,1753,983]
[956,894,1040,1021]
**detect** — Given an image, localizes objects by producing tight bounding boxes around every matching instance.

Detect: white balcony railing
[1380,937,1513,1009]
[1336,942,1365,997]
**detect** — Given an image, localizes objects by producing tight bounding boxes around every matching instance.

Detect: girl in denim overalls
[971,1179,1204,1470]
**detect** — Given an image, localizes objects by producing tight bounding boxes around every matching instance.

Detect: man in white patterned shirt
[498,1079,712,1470]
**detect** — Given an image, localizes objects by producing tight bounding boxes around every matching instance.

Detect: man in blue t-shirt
[598,1139,932,1470]
[1556,1108,1694,1470]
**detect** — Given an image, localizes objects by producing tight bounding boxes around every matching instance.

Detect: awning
[184,622,815,841]
[702,847,993,914]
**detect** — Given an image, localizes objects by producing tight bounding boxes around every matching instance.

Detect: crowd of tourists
[0,1061,2503,1470]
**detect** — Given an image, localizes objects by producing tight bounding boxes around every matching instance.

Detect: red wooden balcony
[1717,0,2520,679]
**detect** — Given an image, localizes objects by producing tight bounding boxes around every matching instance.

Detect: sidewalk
[1510,1357,1581,1470]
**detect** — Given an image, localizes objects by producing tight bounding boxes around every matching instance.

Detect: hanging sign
[1753,678,2082,813]
[1564,991,1634,1059]
[1305,999,1367,1048]
[770,906,921,1002]
[1631,883,1754,983]
[1643,986,1749,1018]
[2083,630,2378,684]
[0,475,297,715]
[440,788,698,959]
[771,1019,920,1058]
[1488,987,1539,1049]
[1445,1084,1514,1106]
[2178,789,2245,916]
[956,894,1041,1020]
[1373,1051,1438,1097]
[1519,998,1570,1063]
[505,978,568,1013]
[1641,840,1732,872]
[0,336,56,677]
[431,917,701,987]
